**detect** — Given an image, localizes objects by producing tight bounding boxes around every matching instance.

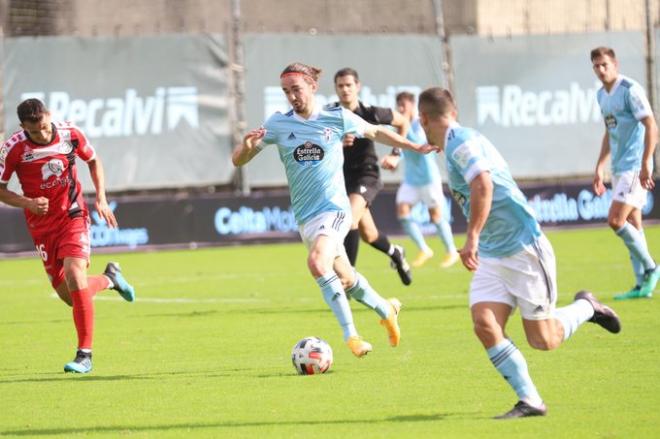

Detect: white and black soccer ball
[291,336,333,375]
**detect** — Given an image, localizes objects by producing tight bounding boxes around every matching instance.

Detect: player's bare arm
[461,171,493,272]
[593,130,611,196]
[390,110,410,138]
[232,128,266,166]
[363,124,435,154]
[639,115,658,190]
[88,157,117,228]
[0,183,49,215]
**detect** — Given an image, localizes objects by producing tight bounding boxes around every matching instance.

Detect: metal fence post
[230,0,249,195]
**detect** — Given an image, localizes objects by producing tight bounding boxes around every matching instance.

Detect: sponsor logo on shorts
[293,142,324,165]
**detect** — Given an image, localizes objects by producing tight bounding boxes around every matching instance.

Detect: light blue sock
[552,299,594,340]
[616,223,656,271]
[399,216,430,253]
[345,272,390,319]
[316,272,357,341]
[629,250,645,287]
[629,229,649,286]
[487,339,543,406]
[433,219,457,253]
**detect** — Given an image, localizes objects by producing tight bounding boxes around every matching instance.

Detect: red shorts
[32,217,91,288]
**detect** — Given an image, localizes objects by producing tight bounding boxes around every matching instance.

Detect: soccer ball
[291,336,333,375]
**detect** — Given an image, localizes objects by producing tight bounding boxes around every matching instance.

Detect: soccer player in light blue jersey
[591,46,660,300]
[381,91,459,269]
[417,87,621,419]
[232,63,434,358]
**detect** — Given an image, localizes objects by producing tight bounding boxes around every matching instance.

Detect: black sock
[369,234,393,256]
[344,229,360,266]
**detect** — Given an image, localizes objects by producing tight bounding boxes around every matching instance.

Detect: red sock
[87,275,110,295]
[70,288,94,350]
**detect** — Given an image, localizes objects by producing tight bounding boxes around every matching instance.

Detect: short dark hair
[334,67,359,84]
[17,98,49,124]
[590,46,616,61]
[418,87,456,118]
[396,91,416,104]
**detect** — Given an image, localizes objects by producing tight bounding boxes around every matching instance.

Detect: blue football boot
[64,350,92,374]
[104,262,136,302]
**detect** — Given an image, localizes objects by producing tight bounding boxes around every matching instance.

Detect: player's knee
[339,276,354,291]
[472,318,500,347]
[63,268,85,291]
[307,253,327,278]
[608,216,625,230]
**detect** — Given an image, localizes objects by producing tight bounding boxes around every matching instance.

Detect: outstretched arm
[88,157,117,228]
[390,110,410,138]
[363,124,434,154]
[232,128,266,166]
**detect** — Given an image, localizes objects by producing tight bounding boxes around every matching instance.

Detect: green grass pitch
[1,225,659,438]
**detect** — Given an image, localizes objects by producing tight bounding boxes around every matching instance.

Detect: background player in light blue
[232,63,434,358]
[417,87,621,419]
[591,46,659,300]
[381,91,458,268]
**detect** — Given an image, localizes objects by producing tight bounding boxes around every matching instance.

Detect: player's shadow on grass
[0,374,155,384]
[0,413,477,436]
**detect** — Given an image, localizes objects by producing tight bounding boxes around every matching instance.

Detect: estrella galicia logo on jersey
[41,159,65,180]
[604,114,617,129]
[294,142,325,165]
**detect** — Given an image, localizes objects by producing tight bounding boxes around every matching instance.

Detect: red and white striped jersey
[0,122,96,236]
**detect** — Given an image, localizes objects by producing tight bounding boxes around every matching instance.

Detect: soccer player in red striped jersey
[0,98,136,374]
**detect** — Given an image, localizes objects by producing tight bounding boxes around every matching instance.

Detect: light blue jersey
[597,75,652,174]
[444,122,541,258]
[402,118,442,186]
[260,103,368,225]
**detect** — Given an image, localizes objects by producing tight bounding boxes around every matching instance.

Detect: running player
[233,63,434,357]
[381,91,459,268]
[333,68,412,285]
[418,87,621,419]
[591,46,659,300]
[0,98,136,374]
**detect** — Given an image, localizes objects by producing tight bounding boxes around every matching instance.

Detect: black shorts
[345,174,383,206]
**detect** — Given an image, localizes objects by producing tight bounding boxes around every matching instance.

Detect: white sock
[553,299,594,341]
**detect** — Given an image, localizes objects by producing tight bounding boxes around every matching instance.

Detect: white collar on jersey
[291,102,321,122]
[605,75,624,96]
[444,120,461,146]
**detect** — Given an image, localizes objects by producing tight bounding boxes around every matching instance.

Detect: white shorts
[469,234,557,320]
[299,211,351,258]
[612,170,648,210]
[396,182,445,208]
